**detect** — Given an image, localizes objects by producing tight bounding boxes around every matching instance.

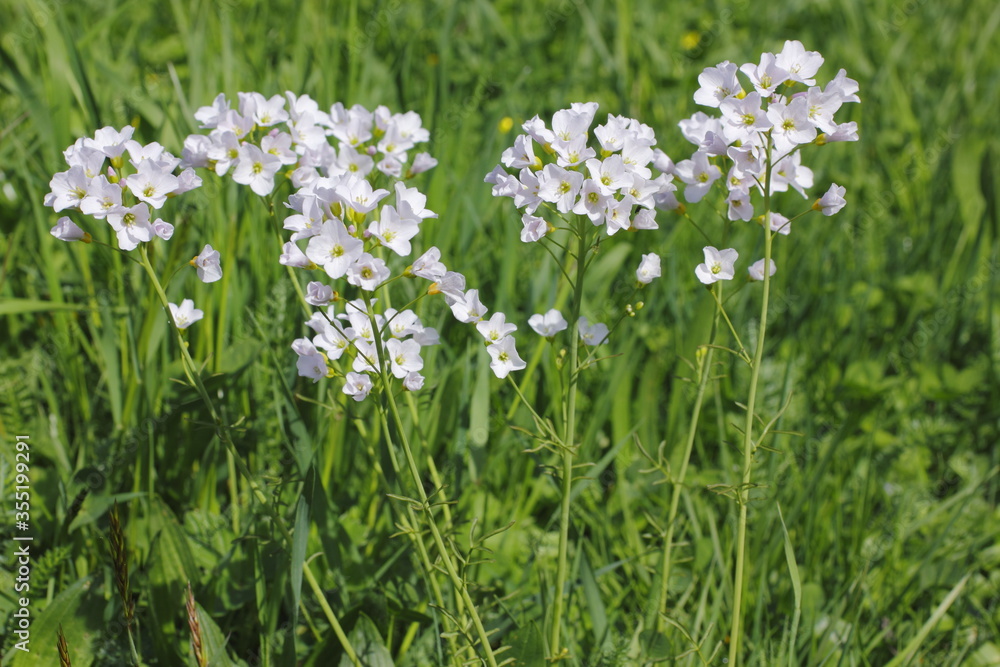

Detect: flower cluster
[225,97,527,396]
[291,296,440,401]
[486,103,670,349]
[44,126,202,251]
[672,41,859,283]
[182,92,438,196]
[485,102,678,240]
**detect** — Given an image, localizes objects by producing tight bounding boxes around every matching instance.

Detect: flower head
[50,217,91,243]
[578,316,609,346]
[636,253,661,284]
[486,336,526,379]
[695,246,738,285]
[814,183,846,216]
[748,258,777,281]
[528,309,569,338]
[191,244,223,283]
[169,299,204,330]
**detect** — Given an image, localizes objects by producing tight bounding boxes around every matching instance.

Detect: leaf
[6,574,103,667]
[777,503,802,667]
[505,622,546,667]
[290,495,309,630]
[67,492,144,533]
[579,550,608,647]
[338,613,394,667]
[0,299,95,316]
[193,600,236,667]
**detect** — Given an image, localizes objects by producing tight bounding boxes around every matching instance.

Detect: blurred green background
[1,0,998,665]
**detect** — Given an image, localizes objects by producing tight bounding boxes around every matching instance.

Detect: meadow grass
[1,0,998,665]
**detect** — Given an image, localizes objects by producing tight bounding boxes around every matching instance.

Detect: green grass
[1,0,998,665]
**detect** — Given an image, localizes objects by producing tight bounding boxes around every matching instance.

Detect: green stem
[377,398,463,666]
[728,137,775,666]
[137,245,360,667]
[550,220,589,657]
[125,624,140,666]
[653,283,722,632]
[364,299,498,667]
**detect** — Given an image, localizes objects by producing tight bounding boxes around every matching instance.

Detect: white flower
[695,246,738,284]
[520,213,549,242]
[79,175,122,218]
[107,203,155,251]
[124,160,179,209]
[408,152,438,175]
[369,205,419,256]
[429,271,466,303]
[346,253,390,291]
[152,219,174,240]
[192,244,223,283]
[487,336,526,379]
[693,61,741,108]
[748,258,777,281]
[306,220,364,279]
[194,93,229,129]
[814,183,846,216]
[449,288,488,323]
[410,246,446,281]
[636,253,661,284]
[46,166,91,212]
[169,299,204,329]
[305,281,335,306]
[528,309,568,337]
[50,217,90,243]
[775,40,824,86]
[578,316,609,346]
[768,212,791,235]
[343,372,373,401]
[403,372,424,391]
[674,151,722,203]
[280,241,314,268]
[232,143,282,196]
[386,338,423,379]
[476,312,517,344]
[88,125,136,159]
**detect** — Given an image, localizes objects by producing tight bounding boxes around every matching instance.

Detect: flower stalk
[728,140,775,666]
[365,299,499,667]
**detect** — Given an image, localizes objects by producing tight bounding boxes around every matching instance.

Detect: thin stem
[137,245,360,667]
[364,298,499,667]
[654,282,722,632]
[378,395,464,666]
[710,287,751,364]
[386,385,499,667]
[550,219,589,657]
[728,137,775,666]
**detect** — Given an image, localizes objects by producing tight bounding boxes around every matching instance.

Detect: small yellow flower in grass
[498,116,514,134]
[681,31,702,51]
